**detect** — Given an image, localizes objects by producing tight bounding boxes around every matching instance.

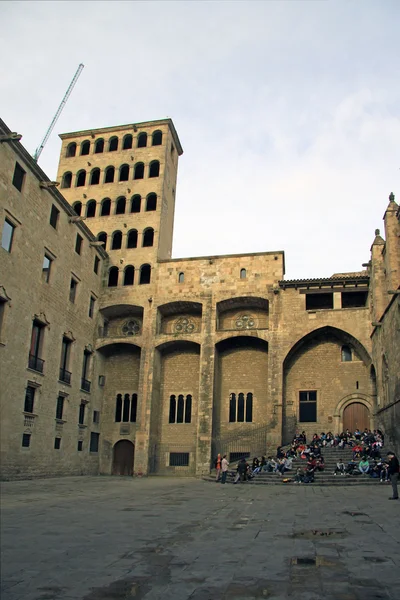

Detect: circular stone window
[122,319,141,336]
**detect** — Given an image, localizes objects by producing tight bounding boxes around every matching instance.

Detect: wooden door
[343,403,370,432]
[112,440,134,476]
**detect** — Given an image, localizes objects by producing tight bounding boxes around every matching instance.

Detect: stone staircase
[203,447,386,486]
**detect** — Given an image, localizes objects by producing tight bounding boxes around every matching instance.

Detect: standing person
[387,451,399,500]
[221,455,229,484]
[215,453,222,482]
[237,457,248,482]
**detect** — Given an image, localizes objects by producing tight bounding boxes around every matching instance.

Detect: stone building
[0,116,398,480]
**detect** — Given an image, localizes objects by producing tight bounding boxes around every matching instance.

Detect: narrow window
[90,432,100,452]
[77,440,83,451]
[177,394,184,423]
[146,193,157,211]
[61,172,72,188]
[86,200,96,218]
[229,393,236,422]
[130,195,141,213]
[240,268,246,279]
[93,410,100,424]
[169,395,176,423]
[69,277,78,302]
[306,293,333,310]
[152,130,162,146]
[24,385,36,413]
[139,264,151,285]
[171,144,175,156]
[149,161,160,178]
[75,234,83,254]
[104,166,115,183]
[341,345,352,362]
[185,395,192,423]
[127,229,138,249]
[80,353,91,392]
[123,134,133,150]
[130,394,137,423]
[178,272,184,283]
[0,298,7,340]
[42,254,52,283]
[123,266,135,286]
[80,140,90,156]
[12,162,26,192]
[109,137,118,152]
[94,138,104,154]
[299,391,317,422]
[245,392,253,422]
[59,337,72,384]
[119,164,129,182]
[137,132,147,148]
[237,392,245,422]
[78,402,85,425]
[89,295,96,318]
[100,198,111,216]
[22,433,31,448]
[76,170,86,187]
[115,394,122,422]
[73,201,82,216]
[123,393,130,422]
[28,320,44,372]
[66,142,77,158]
[94,256,100,274]
[90,169,100,185]
[134,163,144,180]
[54,437,61,450]
[111,231,122,250]
[115,197,126,214]
[50,205,60,229]
[169,453,189,467]
[108,267,119,287]
[2,219,15,252]
[56,395,64,420]
[97,232,107,249]
[142,228,154,247]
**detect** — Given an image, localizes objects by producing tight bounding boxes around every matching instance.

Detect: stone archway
[112,440,134,476]
[343,403,370,432]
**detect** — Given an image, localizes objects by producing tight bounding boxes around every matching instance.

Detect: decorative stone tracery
[174,317,195,334]
[122,319,141,336]
[235,314,256,329]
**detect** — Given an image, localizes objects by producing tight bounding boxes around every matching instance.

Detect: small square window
[54,437,61,450]
[1,219,15,252]
[94,256,100,274]
[93,410,100,424]
[42,254,52,283]
[49,205,60,229]
[12,162,26,192]
[77,440,83,451]
[89,296,96,318]
[169,452,189,467]
[69,278,78,303]
[22,433,31,448]
[90,432,99,452]
[75,234,83,255]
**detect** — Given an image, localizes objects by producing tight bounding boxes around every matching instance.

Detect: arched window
[94,138,104,154]
[97,232,107,249]
[109,137,118,152]
[130,195,141,213]
[152,130,162,146]
[137,132,147,148]
[178,272,184,283]
[185,395,192,423]
[142,228,154,247]
[134,162,144,180]
[123,266,135,286]
[90,168,100,185]
[81,140,90,156]
[108,266,119,287]
[169,395,176,423]
[177,394,185,423]
[139,264,151,285]
[341,345,352,362]
[111,231,122,250]
[146,193,157,211]
[119,164,129,182]
[104,166,115,183]
[149,161,160,178]
[240,268,246,279]
[123,393,130,422]
[127,229,138,248]
[237,393,245,422]
[62,172,72,188]
[123,134,133,150]
[66,142,76,158]
[76,170,86,187]
[229,393,236,422]
[86,200,96,218]
[115,196,126,215]
[245,393,253,422]
[130,394,137,423]
[100,198,111,216]
[72,201,82,216]
[115,394,122,422]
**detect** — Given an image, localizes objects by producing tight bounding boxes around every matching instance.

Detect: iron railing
[59,367,72,384]
[81,378,91,392]
[28,354,44,373]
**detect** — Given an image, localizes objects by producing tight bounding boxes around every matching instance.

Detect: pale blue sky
[1,1,399,278]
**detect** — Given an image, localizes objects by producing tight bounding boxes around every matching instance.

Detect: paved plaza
[1,477,399,600]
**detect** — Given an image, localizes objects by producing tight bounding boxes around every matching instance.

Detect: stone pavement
[1,476,399,600]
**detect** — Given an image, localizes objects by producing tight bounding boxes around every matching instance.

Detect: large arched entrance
[112,440,134,476]
[343,403,370,432]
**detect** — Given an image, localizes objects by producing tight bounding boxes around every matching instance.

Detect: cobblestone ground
[1,477,399,600]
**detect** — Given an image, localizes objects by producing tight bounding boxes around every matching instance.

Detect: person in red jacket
[387,451,399,500]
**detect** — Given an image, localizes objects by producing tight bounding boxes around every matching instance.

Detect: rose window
[174,317,195,333]
[235,314,256,329]
[122,319,141,336]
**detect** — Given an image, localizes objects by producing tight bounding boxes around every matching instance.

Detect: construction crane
[33,63,84,162]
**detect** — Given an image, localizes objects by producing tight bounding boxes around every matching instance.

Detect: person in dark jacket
[387,452,399,500]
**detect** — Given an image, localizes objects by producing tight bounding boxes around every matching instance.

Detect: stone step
[203,475,384,486]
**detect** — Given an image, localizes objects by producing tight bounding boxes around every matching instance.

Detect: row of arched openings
[98,228,154,251]
[61,162,160,188]
[66,131,162,157]
[115,393,138,422]
[108,264,151,287]
[169,394,192,423]
[72,194,157,218]
[229,392,253,423]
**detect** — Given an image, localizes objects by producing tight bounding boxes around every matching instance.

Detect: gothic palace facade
[0,117,399,479]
